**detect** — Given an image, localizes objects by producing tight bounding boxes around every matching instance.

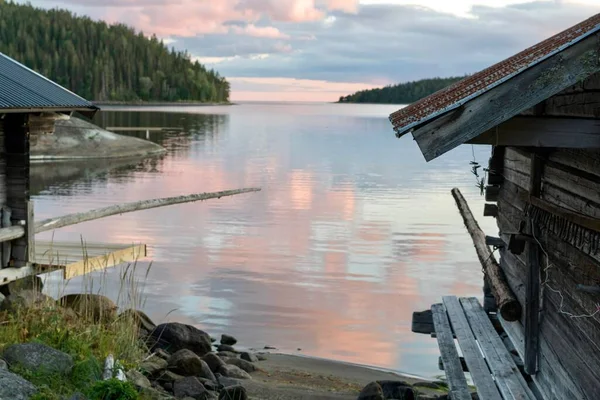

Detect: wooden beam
[485,185,500,202]
[485,236,505,248]
[468,116,600,148]
[0,225,24,242]
[411,32,600,161]
[451,188,521,321]
[524,152,543,375]
[484,204,499,217]
[35,188,261,234]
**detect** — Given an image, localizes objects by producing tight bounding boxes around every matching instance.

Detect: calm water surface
[34,102,496,379]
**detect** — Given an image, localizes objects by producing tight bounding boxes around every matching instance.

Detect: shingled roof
[0,52,98,116]
[389,13,600,138]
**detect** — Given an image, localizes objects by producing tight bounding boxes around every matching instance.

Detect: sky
[23,0,600,101]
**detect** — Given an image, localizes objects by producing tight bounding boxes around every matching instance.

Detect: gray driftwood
[35,188,261,234]
[451,187,521,321]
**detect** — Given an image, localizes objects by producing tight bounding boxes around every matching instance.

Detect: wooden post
[524,153,543,374]
[483,204,498,217]
[451,188,521,321]
[4,114,30,267]
[485,186,500,202]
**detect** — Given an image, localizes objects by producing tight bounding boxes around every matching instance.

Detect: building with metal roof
[0,52,98,117]
[0,51,98,283]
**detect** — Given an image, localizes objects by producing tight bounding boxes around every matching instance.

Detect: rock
[139,387,177,400]
[256,354,267,361]
[221,357,257,373]
[240,352,258,363]
[155,348,171,360]
[127,369,153,389]
[3,342,73,375]
[120,309,157,337]
[218,364,252,380]
[68,393,88,400]
[5,276,44,294]
[173,376,207,399]
[217,351,238,359]
[210,337,217,343]
[140,354,169,376]
[149,322,212,357]
[413,382,442,390]
[198,377,219,391]
[59,294,117,323]
[216,344,236,353]
[0,368,38,400]
[0,359,6,370]
[471,393,479,400]
[203,352,226,373]
[215,373,241,388]
[155,370,185,385]
[220,334,237,346]
[168,349,216,382]
[378,380,415,400]
[219,385,247,400]
[162,382,173,392]
[357,382,384,400]
[0,290,54,312]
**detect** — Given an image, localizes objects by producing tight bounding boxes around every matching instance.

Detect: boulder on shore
[2,342,74,376]
[149,322,212,357]
[203,352,226,373]
[173,376,207,399]
[0,368,37,400]
[59,294,117,323]
[168,349,216,382]
[357,380,415,400]
[220,334,237,346]
[218,364,252,380]
[221,357,257,373]
[0,290,54,313]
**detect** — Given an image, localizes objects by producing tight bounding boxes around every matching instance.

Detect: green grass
[0,240,157,399]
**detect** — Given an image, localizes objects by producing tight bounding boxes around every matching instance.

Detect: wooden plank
[524,153,543,374]
[431,303,471,400]
[412,309,434,335]
[411,32,600,161]
[499,314,585,400]
[442,296,503,400]
[26,201,34,263]
[34,242,147,280]
[460,297,537,400]
[468,117,600,148]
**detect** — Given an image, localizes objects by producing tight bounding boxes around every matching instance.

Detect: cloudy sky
[24,0,600,101]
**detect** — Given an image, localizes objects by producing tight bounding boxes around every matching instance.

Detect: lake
[33,102,497,379]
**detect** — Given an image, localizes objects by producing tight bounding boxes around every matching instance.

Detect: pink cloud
[231,24,290,39]
[102,0,358,38]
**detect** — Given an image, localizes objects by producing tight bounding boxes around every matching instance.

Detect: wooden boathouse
[392,13,600,400]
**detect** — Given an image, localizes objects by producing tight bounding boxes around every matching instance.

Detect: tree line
[0,1,230,103]
[338,76,466,104]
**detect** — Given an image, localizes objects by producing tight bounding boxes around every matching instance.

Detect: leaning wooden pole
[451,188,521,322]
[35,188,261,234]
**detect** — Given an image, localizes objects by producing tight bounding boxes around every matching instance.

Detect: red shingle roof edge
[389,13,600,137]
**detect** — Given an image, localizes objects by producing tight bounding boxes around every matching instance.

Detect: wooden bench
[423,296,538,400]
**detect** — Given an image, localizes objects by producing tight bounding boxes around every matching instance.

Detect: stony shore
[0,277,472,400]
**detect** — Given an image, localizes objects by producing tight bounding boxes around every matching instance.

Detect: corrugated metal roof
[0,52,97,112]
[389,13,600,137]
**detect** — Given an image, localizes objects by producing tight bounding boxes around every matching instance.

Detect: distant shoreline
[93,101,236,107]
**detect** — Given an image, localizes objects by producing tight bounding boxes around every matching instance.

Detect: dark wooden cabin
[0,52,98,286]
[393,13,600,400]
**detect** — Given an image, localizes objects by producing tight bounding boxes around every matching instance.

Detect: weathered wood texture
[411,32,600,161]
[3,114,30,267]
[521,72,600,118]
[35,188,262,234]
[431,303,472,400]
[451,187,521,321]
[496,146,600,400]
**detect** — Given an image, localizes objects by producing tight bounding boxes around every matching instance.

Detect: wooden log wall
[521,71,600,118]
[491,146,600,399]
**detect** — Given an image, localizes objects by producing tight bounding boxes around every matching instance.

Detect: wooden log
[451,188,521,321]
[35,188,261,234]
[485,236,505,248]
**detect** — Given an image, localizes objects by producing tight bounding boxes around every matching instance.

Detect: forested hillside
[0,1,229,102]
[338,76,466,104]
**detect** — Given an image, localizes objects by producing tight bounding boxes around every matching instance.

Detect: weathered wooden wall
[522,71,600,118]
[491,145,600,399]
